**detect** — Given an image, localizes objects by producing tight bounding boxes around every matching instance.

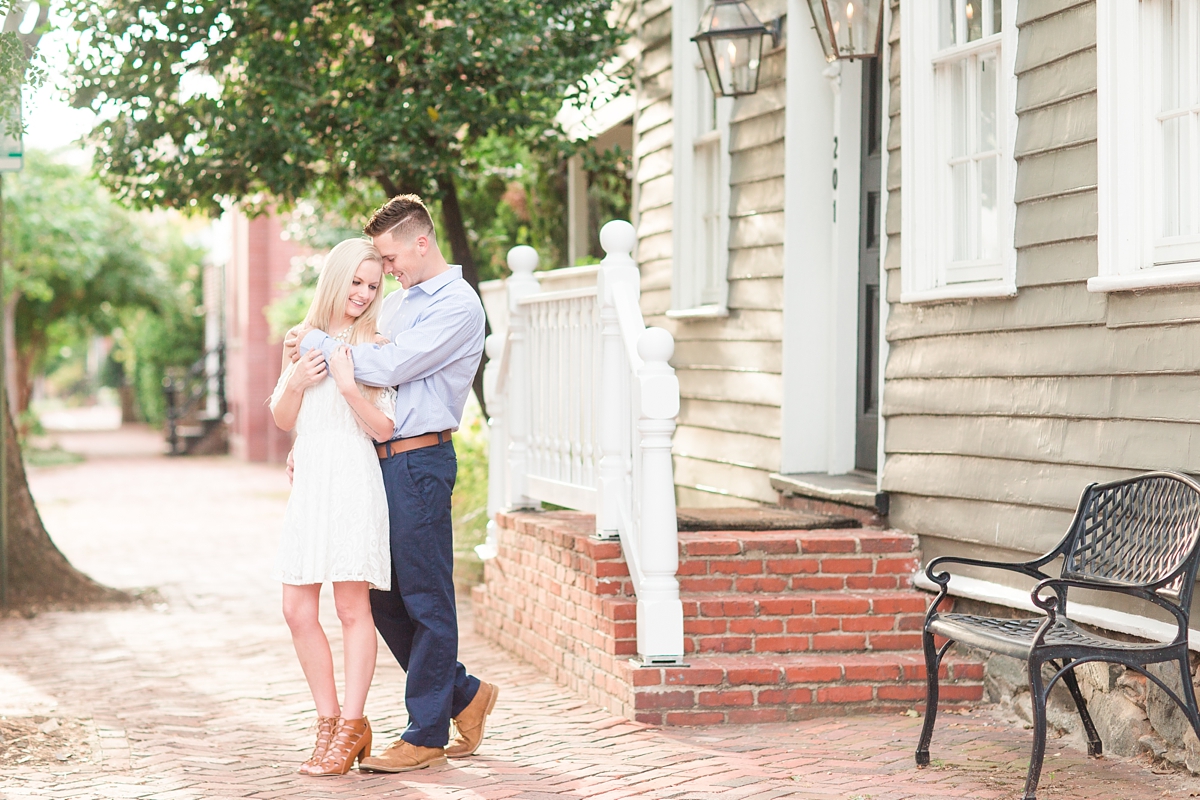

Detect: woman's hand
[283,322,314,363]
[288,349,327,392]
[329,346,357,392]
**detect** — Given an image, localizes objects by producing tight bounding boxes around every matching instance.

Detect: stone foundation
[956,598,1200,773]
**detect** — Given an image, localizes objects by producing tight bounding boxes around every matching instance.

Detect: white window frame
[1091,0,1200,293]
[900,0,1019,303]
[670,0,732,318]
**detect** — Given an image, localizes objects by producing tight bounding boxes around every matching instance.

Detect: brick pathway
[0,429,1197,799]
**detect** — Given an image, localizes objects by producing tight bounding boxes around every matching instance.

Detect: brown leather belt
[376,430,453,459]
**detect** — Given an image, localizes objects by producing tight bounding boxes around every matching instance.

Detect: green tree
[0,2,127,610]
[5,151,162,418]
[60,0,626,290]
[113,230,207,425]
[62,0,628,410]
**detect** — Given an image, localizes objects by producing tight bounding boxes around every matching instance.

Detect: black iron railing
[163,342,227,456]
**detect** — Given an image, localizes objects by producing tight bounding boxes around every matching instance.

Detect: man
[285,194,498,772]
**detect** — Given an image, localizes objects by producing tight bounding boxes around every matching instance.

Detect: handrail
[483,220,684,665]
[163,341,226,456]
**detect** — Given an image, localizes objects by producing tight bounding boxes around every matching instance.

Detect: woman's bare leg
[333,581,376,719]
[283,584,340,718]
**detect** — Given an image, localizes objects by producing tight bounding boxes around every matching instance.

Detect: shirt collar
[410,265,462,296]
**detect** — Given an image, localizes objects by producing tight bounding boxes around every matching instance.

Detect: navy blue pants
[371,439,480,748]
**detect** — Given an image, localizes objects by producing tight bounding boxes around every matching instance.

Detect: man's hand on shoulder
[283,322,315,363]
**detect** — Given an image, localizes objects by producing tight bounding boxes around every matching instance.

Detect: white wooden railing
[479,220,684,664]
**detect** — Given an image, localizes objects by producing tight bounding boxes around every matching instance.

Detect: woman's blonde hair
[303,238,387,403]
[305,238,386,345]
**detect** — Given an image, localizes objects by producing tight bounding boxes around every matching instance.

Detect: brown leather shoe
[446,681,500,758]
[358,739,447,773]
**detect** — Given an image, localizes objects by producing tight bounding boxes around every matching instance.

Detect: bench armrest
[1031,576,1190,643]
[924,554,1052,588]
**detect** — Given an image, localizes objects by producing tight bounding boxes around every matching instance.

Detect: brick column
[225,211,302,463]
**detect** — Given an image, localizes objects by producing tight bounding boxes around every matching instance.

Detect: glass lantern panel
[806,0,837,61]
[824,0,884,58]
[697,37,723,96]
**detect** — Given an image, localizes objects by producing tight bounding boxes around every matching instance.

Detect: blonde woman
[269,238,395,776]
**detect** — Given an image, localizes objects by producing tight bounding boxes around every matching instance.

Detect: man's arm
[300,299,483,388]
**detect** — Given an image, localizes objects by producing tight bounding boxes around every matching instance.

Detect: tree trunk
[437,172,490,420]
[2,401,128,610]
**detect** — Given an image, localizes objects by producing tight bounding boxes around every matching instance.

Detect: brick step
[603,591,932,656]
[625,651,985,726]
[675,528,920,593]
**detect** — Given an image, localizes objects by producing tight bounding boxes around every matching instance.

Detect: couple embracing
[269,194,498,777]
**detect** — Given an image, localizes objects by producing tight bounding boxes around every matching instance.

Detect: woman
[269,238,396,776]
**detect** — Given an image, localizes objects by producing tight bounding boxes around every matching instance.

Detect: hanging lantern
[691,0,777,98]
[806,0,885,61]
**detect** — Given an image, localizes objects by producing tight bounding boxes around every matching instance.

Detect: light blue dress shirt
[300,265,485,440]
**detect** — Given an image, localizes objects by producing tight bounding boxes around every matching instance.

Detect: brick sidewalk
[0,433,1196,799]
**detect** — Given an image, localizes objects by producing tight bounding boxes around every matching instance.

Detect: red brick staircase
[471,511,984,725]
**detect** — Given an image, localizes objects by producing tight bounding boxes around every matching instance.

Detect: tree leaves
[60,0,627,215]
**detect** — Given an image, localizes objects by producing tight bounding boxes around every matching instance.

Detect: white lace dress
[270,365,395,590]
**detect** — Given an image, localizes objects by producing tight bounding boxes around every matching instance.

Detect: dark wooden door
[856,56,884,473]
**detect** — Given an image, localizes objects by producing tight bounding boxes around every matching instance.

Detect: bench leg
[1059,661,1102,757]
[1024,658,1050,800]
[915,629,941,767]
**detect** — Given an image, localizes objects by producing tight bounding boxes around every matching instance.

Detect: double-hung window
[901,0,1018,301]
[671,0,731,316]
[1093,0,1200,291]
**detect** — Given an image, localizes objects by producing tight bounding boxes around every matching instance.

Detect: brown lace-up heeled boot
[306,717,372,776]
[298,716,337,775]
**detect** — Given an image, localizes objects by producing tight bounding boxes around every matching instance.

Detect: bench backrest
[1064,473,1200,601]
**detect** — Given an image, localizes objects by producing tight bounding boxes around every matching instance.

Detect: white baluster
[505,245,539,509]
[478,332,506,561]
[635,326,684,664]
[597,220,640,539]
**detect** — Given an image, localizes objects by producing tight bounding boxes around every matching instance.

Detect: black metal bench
[916,471,1200,800]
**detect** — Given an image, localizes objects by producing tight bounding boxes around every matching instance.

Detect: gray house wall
[883,0,1200,570]
[634,0,788,508]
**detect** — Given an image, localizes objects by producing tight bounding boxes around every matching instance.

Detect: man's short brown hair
[364,194,436,242]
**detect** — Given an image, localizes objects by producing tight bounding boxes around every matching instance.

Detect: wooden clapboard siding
[632,0,788,507]
[886,415,1200,474]
[882,0,1200,572]
[884,375,1200,423]
[675,425,782,474]
[678,397,782,439]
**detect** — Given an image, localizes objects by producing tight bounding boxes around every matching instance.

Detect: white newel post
[596,220,640,539]
[505,245,540,510]
[477,332,506,560]
[634,327,684,664]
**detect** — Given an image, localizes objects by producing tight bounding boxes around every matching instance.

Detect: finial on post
[637,326,675,364]
[507,244,539,276]
[600,220,637,261]
[484,332,503,361]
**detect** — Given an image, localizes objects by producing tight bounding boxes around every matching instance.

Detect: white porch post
[596,221,639,539]
[635,327,684,664]
[505,245,540,510]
